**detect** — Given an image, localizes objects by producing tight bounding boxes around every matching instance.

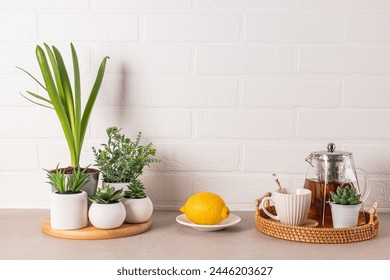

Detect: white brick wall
[245,14,343,43]
[39,13,139,42]
[195,46,294,74]
[1,1,390,212]
[144,14,241,42]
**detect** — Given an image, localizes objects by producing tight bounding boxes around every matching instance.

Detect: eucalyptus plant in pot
[88,186,126,229]
[18,43,109,196]
[46,165,89,230]
[93,126,160,223]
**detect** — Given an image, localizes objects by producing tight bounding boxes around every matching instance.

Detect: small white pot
[88,202,126,229]
[330,202,361,228]
[51,191,88,230]
[102,182,129,192]
[122,197,153,224]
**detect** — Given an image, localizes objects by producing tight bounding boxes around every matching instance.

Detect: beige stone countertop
[0,209,389,260]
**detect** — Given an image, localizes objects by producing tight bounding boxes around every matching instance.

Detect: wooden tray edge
[41,217,152,240]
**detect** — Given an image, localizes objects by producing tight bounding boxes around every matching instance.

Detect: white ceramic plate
[176,214,241,232]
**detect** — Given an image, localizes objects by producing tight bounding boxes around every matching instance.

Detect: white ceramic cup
[261,188,312,226]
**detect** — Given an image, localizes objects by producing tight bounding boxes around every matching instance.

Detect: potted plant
[123,179,153,223]
[88,186,126,229]
[18,43,109,196]
[93,126,159,223]
[46,165,89,230]
[330,186,362,228]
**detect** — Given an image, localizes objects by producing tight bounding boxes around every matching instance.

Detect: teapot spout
[305,154,314,167]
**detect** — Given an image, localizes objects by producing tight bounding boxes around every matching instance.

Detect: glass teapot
[304,143,370,227]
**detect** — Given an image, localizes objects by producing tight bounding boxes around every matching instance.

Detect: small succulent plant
[124,179,146,199]
[88,186,124,204]
[45,164,89,194]
[330,186,361,205]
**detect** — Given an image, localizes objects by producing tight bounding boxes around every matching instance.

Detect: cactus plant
[330,186,361,205]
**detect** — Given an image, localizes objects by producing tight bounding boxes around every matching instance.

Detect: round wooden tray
[41,217,152,240]
[255,192,379,244]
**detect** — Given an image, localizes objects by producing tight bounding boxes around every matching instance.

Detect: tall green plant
[18,43,109,168]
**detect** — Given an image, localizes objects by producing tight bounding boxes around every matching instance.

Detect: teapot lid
[311,143,351,159]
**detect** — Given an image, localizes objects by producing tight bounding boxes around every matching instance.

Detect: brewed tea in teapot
[304,143,369,227]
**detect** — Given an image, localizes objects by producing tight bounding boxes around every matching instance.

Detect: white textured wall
[1,0,390,211]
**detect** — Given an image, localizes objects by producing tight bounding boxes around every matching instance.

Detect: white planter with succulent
[330,186,362,228]
[19,43,109,197]
[46,165,89,230]
[123,180,153,224]
[93,127,159,223]
[88,186,126,230]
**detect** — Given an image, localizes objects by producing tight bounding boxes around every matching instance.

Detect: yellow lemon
[180,192,230,225]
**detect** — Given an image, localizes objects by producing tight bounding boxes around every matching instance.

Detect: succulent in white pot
[330,186,362,228]
[93,126,159,224]
[88,186,126,229]
[46,165,89,230]
[123,179,153,224]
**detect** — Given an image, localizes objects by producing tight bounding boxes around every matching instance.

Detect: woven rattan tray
[255,192,379,244]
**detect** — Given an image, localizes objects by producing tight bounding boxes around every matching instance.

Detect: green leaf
[71,43,81,164]
[89,185,123,204]
[20,43,109,168]
[52,44,75,132]
[25,90,52,104]
[80,56,109,150]
[20,92,53,109]
[15,66,47,91]
[36,45,78,167]
[336,187,343,197]
[43,44,66,107]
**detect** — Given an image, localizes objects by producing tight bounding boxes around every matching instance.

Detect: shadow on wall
[114,64,187,210]
[117,64,129,123]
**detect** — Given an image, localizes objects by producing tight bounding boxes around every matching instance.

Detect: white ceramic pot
[51,191,88,230]
[88,202,126,229]
[122,197,153,224]
[102,182,129,192]
[330,202,362,228]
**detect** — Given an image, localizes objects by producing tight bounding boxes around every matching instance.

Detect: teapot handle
[355,167,370,202]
